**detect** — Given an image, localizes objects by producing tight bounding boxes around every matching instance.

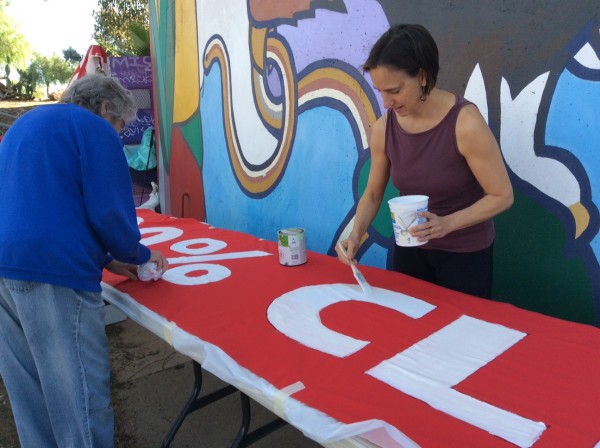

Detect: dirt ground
[0,100,56,134]
[0,378,19,448]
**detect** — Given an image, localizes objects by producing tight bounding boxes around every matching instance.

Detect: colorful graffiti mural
[109,56,154,146]
[148,0,600,325]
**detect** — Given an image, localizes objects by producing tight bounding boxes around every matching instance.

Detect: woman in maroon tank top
[335,24,513,298]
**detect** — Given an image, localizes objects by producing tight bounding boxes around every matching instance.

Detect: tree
[92,0,149,56]
[0,0,30,82]
[15,62,40,100]
[129,22,150,56]
[63,47,83,65]
[34,53,75,97]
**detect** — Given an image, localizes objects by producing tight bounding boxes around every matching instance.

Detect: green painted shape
[180,112,203,166]
[357,158,399,238]
[148,0,175,170]
[493,189,595,325]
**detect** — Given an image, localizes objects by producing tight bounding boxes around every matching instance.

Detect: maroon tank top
[385,95,494,252]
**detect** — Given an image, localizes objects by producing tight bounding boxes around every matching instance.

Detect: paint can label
[278,228,307,266]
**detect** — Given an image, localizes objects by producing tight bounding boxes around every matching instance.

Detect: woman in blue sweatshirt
[0,73,168,447]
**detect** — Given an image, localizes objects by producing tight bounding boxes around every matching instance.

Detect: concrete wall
[148,0,600,326]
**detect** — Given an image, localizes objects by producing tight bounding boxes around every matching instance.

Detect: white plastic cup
[388,195,429,247]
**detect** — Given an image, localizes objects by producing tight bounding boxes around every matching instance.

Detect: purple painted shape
[266,66,282,99]
[121,110,154,145]
[109,56,153,88]
[278,0,388,72]
[276,0,389,113]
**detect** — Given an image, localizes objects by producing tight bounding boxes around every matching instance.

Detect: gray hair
[60,73,138,123]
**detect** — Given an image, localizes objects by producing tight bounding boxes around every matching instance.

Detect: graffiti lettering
[122,114,155,141]
[109,56,152,88]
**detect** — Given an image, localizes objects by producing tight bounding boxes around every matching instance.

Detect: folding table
[102,209,600,447]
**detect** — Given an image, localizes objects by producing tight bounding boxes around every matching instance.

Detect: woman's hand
[336,237,361,265]
[411,211,449,242]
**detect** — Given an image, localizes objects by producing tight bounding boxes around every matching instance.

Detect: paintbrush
[337,242,373,296]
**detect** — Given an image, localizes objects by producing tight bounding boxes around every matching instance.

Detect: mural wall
[109,56,154,147]
[148,0,600,326]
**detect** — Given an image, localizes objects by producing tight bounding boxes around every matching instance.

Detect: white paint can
[278,228,307,266]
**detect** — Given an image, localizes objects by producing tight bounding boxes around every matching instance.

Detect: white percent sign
[138,217,272,286]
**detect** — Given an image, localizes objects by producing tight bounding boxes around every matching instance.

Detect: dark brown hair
[363,24,439,95]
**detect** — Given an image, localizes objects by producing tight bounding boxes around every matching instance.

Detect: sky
[6,0,98,58]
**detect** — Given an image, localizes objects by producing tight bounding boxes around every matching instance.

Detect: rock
[48,90,65,101]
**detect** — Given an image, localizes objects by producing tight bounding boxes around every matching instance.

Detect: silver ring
[430,227,434,234]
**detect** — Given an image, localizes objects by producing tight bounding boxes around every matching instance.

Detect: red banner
[104,210,600,447]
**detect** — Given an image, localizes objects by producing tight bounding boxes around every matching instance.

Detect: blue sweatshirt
[0,103,150,292]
